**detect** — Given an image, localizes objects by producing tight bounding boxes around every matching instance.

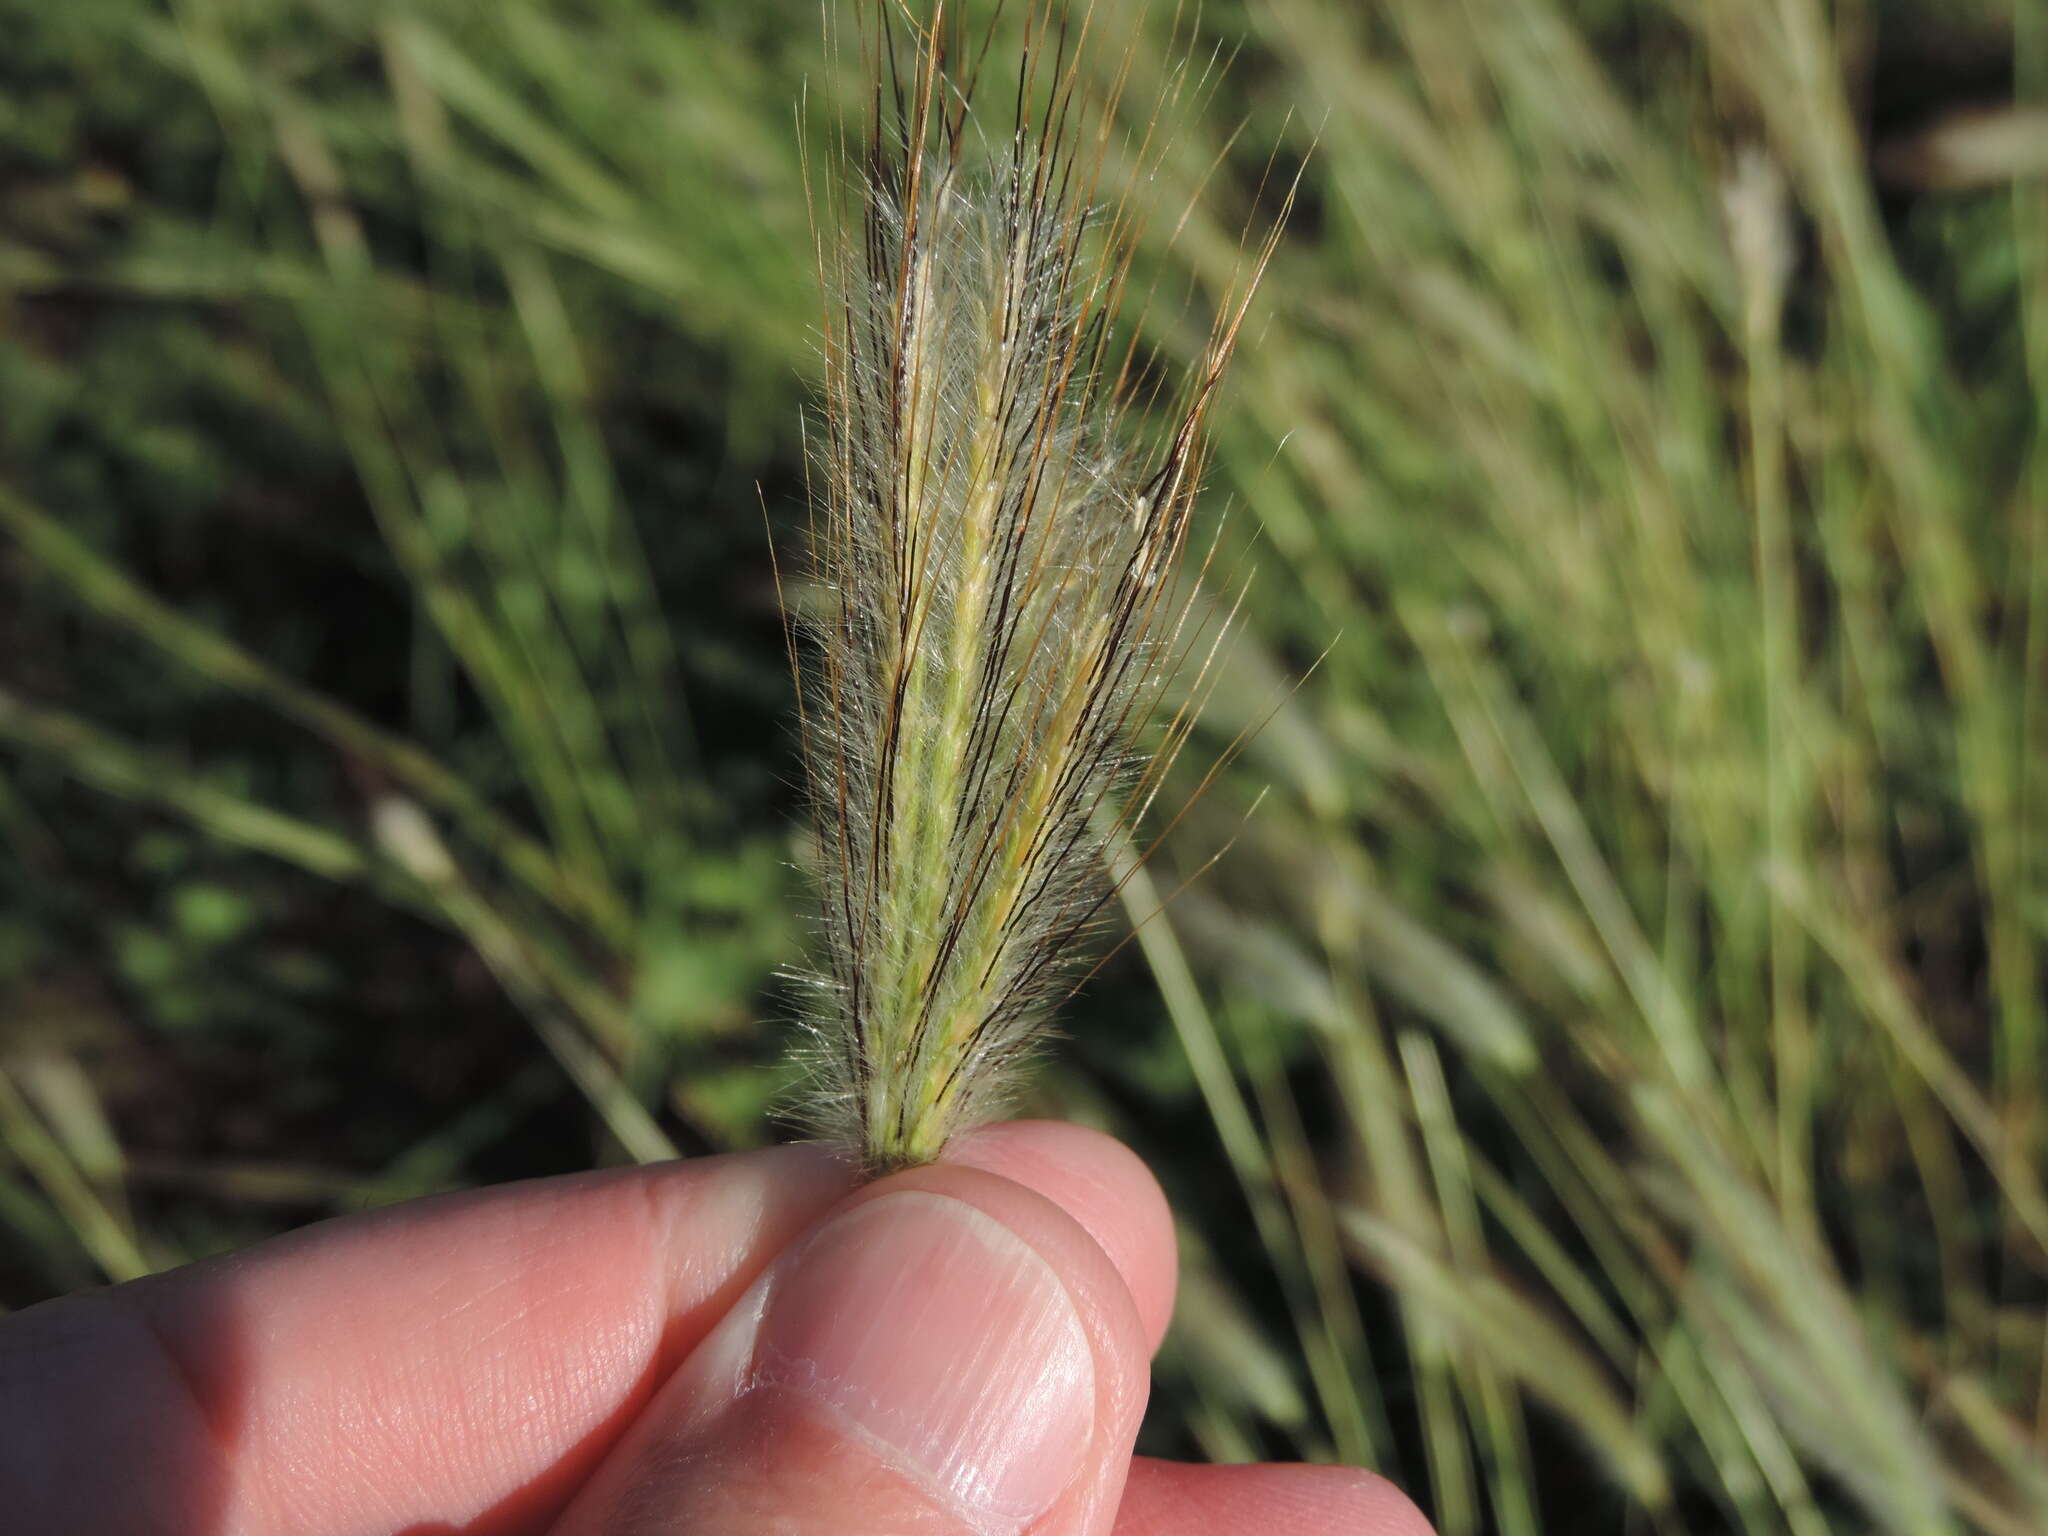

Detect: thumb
[547,1159,1153,1535]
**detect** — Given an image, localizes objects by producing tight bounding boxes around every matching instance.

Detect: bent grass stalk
[788,2,1285,1171]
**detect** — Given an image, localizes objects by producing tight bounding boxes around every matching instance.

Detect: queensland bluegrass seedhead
[790,1,1283,1172]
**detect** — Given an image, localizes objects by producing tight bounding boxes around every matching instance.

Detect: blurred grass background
[3,0,2045,1530]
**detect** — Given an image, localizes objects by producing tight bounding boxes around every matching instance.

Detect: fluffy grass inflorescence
[789,1,1281,1172]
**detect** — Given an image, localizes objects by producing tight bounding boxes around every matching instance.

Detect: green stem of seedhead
[867,305,1000,1163]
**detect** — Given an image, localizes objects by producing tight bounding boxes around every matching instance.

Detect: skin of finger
[546,1161,1155,1536]
[0,1143,853,1536]
[945,1120,1177,1352]
[1114,1459,1436,1536]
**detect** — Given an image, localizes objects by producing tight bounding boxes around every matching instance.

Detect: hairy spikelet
[789,2,1281,1171]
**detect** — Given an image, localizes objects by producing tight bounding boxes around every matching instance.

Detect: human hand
[2,1120,1431,1534]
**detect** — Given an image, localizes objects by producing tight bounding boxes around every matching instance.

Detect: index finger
[3,1143,852,1536]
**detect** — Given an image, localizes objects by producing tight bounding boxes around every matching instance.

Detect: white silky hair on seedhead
[787,1,1284,1173]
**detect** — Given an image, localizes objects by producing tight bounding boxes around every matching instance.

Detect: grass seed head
[788,0,1282,1173]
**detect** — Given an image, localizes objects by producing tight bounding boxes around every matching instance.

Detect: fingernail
[753,1190,1094,1531]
